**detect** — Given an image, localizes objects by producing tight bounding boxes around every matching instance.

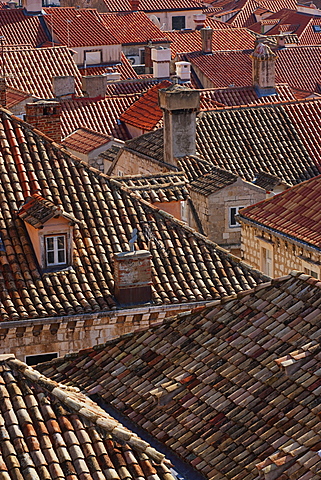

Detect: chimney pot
[114,250,152,305]
[151,47,171,78]
[25,101,62,143]
[250,42,277,96]
[175,61,191,81]
[201,27,213,54]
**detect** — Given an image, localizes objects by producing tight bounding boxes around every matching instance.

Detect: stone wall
[111,149,172,176]
[0,301,207,361]
[241,222,321,278]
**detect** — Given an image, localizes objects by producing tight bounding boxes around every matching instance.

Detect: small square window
[313,25,321,32]
[172,16,185,30]
[229,206,244,227]
[45,235,67,267]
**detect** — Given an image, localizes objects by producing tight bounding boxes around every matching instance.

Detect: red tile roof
[240,174,321,249]
[61,94,140,139]
[78,53,139,81]
[100,11,165,44]
[43,7,119,47]
[201,83,296,105]
[120,80,171,130]
[61,127,113,153]
[6,86,33,109]
[101,0,204,12]
[186,46,321,92]
[166,26,255,57]
[2,45,83,98]
[0,8,49,47]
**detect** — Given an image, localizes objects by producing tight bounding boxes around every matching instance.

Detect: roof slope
[100,11,165,44]
[0,8,49,47]
[2,45,83,98]
[196,100,321,185]
[239,173,321,249]
[61,127,113,154]
[0,354,175,480]
[0,108,267,321]
[43,7,119,47]
[186,45,321,93]
[38,271,321,480]
[101,0,204,12]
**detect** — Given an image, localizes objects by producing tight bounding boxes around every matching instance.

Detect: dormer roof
[18,194,80,228]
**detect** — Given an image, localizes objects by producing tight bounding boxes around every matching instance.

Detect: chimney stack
[151,47,171,78]
[25,101,62,143]
[250,42,277,96]
[22,0,42,13]
[193,13,206,29]
[201,27,213,54]
[114,250,152,305]
[0,78,6,107]
[158,84,200,165]
[52,76,75,100]
[129,0,140,11]
[82,75,107,99]
[175,61,191,81]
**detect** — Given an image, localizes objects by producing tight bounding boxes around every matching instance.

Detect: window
[172,16,185,30]
[45,235,66,266]
[139,48,145,65]
[301,259,320,279]
[118,170,124,176]
[25,352,58,366]
[313,25,321,32]
[229,206,244,228]
[84,50,102,65]
[261,246,273,276]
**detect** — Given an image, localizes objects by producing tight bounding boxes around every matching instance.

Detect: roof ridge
[2,355,167,464]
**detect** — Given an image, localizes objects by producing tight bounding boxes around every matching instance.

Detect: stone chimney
[82,75,107,99]
[151,47,171,78]
[158,84,200,165]
[0,78,6,107]
[129,0,140,11]
[114,250,152,305]
[52,76,75,100]
[193,13,206,29]
[201,27,213,54]
[175,61,191,81]
[22,0,42,13]
[25,101,62,143]
[251,42,277,96]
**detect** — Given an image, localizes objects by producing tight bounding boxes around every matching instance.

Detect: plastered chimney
[52,76,75,99]
[151,47,171,78]
[114,250,152,305]
[193,13,206,29]
[175,61,191,81]
[22,0,42,13]
[25,101,62,143]
[201,27,213,54]
[250,42,277,96]
[82,75,107,99]
[158,84,200,165]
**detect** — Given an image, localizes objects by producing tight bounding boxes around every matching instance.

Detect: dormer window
[45,235,67,267]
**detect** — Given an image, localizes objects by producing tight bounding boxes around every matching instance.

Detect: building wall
[73,44,122,66]
[190,178,266,251]
[148,10,202,30]
[241,222,321,278]
[0,301,207,361]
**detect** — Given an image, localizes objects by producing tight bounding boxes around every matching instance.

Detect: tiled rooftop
[0,355,175,480]
[61,127,113,154]
[101,0,204,12]
[240,173,321,249]
[0,108,268,321]
[186,45,321,93]
[112,172,190,203]
[79,53,139,81]
[6,86,33,109]
[101,11,166,44]
[0,8,49,47]
[190,166,238,195]
[2,45,83,98]
[38,270,321,480]
[43,7,119,47]
[252,170,290,191]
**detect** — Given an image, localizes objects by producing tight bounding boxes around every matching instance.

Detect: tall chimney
[201,27,213,54]
[158,84,200,165]
[114,250,152,305]
[250,42,277,96]
[25,101,62,143]
[52,76,75,99]
[151,47,171,78]
[129,0,140,11]
[82,75,107,99]
[0,78,6,107]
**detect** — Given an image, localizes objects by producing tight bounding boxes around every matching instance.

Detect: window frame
[45,234,67,267]
[172,15,186,30]
[229,206,245,228]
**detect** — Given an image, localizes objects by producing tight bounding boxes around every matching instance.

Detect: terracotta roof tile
[190,166,238,195]
[61,127,113,154]
[43,7,119,47]
[240,173,321,249]
[0,355,174,480]
[0,108,267,321]
[0,8,49,47]
[38,271,321,480]
[101,11,165,44]
[101,0,204,12]
[6,86,33,109]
